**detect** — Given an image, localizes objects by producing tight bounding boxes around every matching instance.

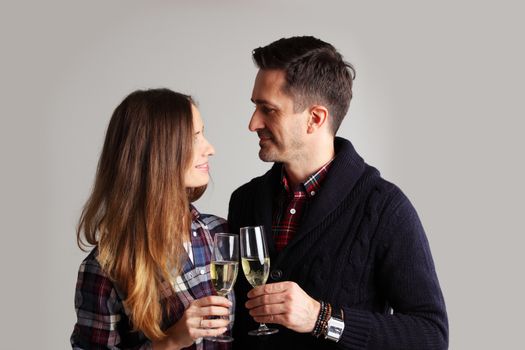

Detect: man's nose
[248,111,263,132]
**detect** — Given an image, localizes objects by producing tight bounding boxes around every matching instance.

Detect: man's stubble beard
[258,138,304,163]
[258,146,277,162]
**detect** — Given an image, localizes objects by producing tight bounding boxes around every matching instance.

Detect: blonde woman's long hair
[77,89,206,340]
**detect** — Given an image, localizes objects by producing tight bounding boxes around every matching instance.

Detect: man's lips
[257,132,272,142]
[258,137,272,147]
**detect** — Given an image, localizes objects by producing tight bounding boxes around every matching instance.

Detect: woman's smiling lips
[195,162,209,171]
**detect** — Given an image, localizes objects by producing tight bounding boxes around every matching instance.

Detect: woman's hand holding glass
[205,233,239,342]
[152,296,231,350]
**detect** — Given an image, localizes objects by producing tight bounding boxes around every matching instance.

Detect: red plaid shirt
[272,160,333,252]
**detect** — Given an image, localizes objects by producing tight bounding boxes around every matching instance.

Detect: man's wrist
[310,299,322,332]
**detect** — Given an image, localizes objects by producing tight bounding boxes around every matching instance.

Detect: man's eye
[262,106,274,114]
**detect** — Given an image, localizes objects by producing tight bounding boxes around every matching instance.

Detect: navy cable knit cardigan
[228,137,448,350]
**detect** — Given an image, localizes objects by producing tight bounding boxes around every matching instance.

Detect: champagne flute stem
[259,323,270,331]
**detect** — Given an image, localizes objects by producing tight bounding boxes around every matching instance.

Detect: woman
[71,89,232,350]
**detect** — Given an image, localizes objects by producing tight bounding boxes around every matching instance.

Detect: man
[228,36,448,350]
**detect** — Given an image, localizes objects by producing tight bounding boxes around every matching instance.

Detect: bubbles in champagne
[241,257,270,287]
[210,261,239,296]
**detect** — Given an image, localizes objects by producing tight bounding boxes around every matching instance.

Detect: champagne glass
[240,226,279,336]
[205,233,239,342]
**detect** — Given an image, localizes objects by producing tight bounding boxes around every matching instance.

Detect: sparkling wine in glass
[206,233,239,342]
[240,226,279,336]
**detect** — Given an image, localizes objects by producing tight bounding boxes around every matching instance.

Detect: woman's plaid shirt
[71,207,232,350]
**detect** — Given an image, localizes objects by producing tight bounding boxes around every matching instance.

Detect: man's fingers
[247,281,291,298]
[248,303,287,317]
[253,314,287,325]
[245,291,287,309]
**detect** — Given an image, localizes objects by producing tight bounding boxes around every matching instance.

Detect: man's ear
[307,105,329,134]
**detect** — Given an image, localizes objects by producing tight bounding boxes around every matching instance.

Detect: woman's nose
[205,137,215,156]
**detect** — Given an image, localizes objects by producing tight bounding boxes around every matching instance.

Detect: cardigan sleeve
[338,191,448,350]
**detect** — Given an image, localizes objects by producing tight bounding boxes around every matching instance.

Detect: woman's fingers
[181,295,233,341]
[187,317,228,339]
[196,327,228,337]
[187,297,232,318]
[195,305,231,317]
[193,295,232,307]
[199,317,230,329]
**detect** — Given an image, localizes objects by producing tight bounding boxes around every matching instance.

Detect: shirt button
[200,269,206,275]
[192,231,197,237]
[310,190,316,196]
[290,208,296,214]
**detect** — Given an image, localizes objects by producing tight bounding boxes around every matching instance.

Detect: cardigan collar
[253,137,368,258]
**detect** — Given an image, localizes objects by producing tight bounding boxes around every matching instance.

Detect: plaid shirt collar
[281,158,334,196]
[190,204,200,220]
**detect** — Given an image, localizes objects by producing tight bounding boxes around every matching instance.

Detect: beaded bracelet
[312,301,332,337]
[321,303,332,337]
[312,301,327,337]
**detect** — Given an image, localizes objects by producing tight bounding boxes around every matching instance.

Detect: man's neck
[283,139,335,189]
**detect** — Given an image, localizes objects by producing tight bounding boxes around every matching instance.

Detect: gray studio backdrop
[1,0,524,348]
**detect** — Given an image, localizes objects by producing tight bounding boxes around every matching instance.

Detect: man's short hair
[252,36,355,134]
